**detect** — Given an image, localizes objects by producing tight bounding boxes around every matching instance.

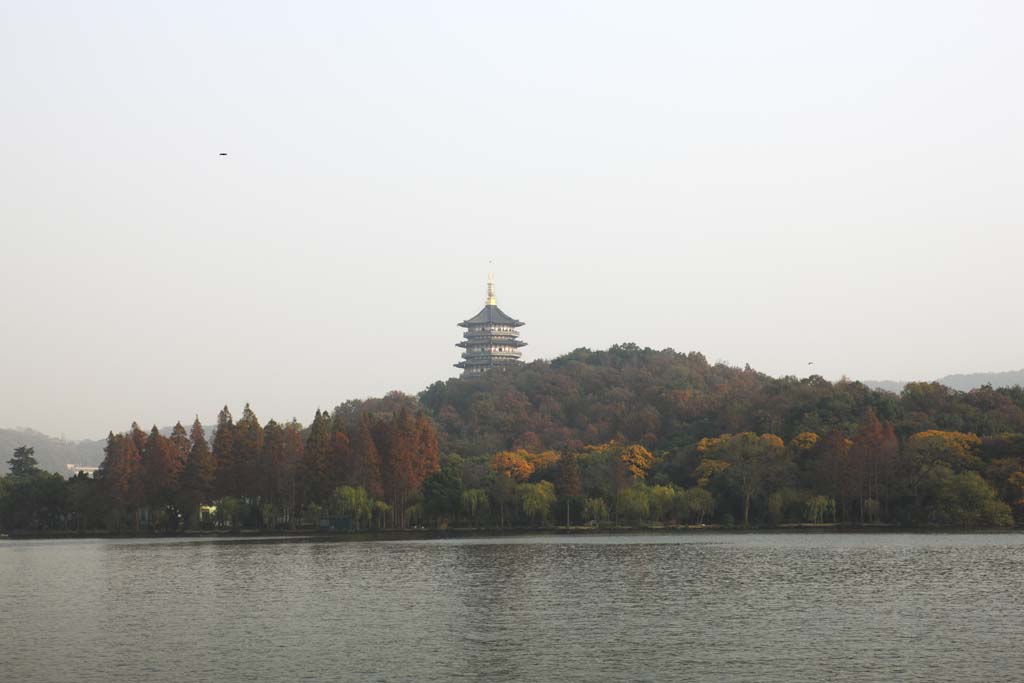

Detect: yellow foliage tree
[491,450,535,482]
[524,450,560,473]
[906,430,982,472]
[620,444,655,480]
[789,432,820,452]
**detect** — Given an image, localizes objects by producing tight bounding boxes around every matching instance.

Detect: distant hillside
[419,345,1024,457]
[865,369,1024,394]
[0,429,105,475]
[0,424,218,476]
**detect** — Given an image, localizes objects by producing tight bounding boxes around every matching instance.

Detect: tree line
[1,406,440,532]
[2,344,1023,532]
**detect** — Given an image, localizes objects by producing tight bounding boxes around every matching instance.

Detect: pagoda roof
[458,304,523,327]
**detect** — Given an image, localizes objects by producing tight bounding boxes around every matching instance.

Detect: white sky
[2,1,1022,439]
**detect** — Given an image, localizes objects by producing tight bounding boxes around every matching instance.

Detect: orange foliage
[524,450,560,472]
[789,432,820,451]
[491,450,535,482]
[620,444,654,479]
[694,458,730,487]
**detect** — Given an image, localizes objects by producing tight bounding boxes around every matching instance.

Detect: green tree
[683,487,714,524]
[696,433,787,526]
[648,484,676,523]
[555,450,582,526]
[616,483,650,522]
[584,497,609,523]
[7,446,39,477]
[804,495,830,523]
[422,455,464,526]
[517,480,556,525]
[925,469,1013,527]
[332,486,372,530]
[461,488,489,527]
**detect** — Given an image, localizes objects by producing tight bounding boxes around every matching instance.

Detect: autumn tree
[232,404,264,503]
[178,418,215,526]
[377,409,419,528]
[284,421,305,520]
[141,426,182,527]
[130,422,148,456]
[584,442,654,496]
[169,421,190,471]
[302,409,333,506]
[903,430,984,513]
[491,449,535,482]
[326,413,351,493]
[415,412,441,483]
[905,430,983,473]
[212,406,236,499]
[99,432,142,529]
[846,410,898,522]
[349,413,383,499]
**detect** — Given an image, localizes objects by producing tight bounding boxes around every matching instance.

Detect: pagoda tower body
[456,274,526,377]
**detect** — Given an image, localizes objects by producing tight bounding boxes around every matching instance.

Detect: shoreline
[3,523,1020,541]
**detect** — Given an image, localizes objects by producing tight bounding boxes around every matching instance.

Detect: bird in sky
[219,152,228,156]
[808,362,814,365]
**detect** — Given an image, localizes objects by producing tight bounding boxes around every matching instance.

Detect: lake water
[2,532,1022,682]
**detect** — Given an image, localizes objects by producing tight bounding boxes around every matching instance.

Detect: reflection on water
[2,533,1023,682]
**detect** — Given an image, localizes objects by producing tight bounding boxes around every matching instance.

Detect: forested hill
[418,344,1024,457]
[0,429,105,474]
[7,345,1024,475]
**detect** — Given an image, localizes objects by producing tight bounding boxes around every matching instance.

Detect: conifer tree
[414,411,441,481]
[302,409,333,505]
[259,419,283,505]
[7,446,39,477]
[281,420,305,523]
[141,426,181,512]
[212,406,236,499]
[379,409,421,527]
[350,413,383,499]
[232,403,264,501]
[328,412,351,490]
[169,421,190,470]
[99,432,142,527]
[179,418,216,524]
[130,421,148,456]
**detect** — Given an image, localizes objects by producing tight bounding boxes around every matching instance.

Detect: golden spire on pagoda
[486,272,496,306]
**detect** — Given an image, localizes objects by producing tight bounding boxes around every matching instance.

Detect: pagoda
[456,274,526,377]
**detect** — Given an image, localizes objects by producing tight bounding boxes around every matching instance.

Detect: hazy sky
[2,2,1022,439]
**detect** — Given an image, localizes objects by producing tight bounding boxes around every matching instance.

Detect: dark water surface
[2,533,1023,682]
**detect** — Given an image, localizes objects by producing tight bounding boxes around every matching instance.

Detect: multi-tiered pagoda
[455,274,526,377]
